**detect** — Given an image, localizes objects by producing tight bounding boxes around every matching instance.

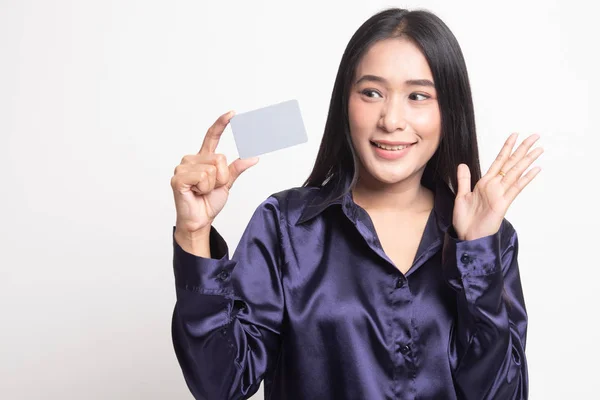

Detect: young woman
[169,8,541,400]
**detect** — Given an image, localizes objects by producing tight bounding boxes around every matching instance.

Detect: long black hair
[303,8,481,196]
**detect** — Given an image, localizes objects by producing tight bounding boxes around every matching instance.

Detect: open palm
[453,133,543,241]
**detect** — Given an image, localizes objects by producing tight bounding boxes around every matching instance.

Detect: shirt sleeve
[442,220,528,400]
[171,196,285,400]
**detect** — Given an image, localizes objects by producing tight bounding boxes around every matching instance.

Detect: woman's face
[348,38,441,186]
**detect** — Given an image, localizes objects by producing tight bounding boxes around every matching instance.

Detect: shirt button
[400,344,411,354]
[218,270,230,280]
[460,253,471,264]
[396,277,405,289]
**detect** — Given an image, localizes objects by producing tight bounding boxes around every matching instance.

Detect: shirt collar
[296,178,456,233]
[296,182,346,225]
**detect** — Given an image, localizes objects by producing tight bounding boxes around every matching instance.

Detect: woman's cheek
[411,108,441,138]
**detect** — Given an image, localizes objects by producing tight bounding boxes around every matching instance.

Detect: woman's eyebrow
[355,74,388,85]
[355,75,435,88]
[405,79,435,87]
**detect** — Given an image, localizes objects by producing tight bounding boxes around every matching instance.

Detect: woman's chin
[364,169,412,186]
[358,158,423,186]
[378,175,409,185]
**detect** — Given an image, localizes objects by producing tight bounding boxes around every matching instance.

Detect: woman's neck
[351,172,433,214]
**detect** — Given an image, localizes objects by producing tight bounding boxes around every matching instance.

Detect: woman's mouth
[370,140,416,160]
[370,141,413,151]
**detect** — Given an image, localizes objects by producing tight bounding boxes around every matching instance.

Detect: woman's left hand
[453,133,543,241]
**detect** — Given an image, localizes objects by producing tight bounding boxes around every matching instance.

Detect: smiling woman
[170,7,540,400]
[304,9,483,197]
[349,38,441,183]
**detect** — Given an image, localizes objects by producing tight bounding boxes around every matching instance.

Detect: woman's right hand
[171,111,259,239]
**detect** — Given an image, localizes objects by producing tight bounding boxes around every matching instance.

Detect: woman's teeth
[373,142,411,151]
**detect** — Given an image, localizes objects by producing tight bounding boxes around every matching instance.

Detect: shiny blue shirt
[171,180,528,399]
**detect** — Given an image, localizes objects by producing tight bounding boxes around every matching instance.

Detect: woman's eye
[361,89,383,98]
[409,93,430,101]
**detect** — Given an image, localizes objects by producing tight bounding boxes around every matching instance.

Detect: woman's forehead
[355,38,433,84]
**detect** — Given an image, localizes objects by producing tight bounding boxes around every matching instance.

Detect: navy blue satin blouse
[171,180,528,399]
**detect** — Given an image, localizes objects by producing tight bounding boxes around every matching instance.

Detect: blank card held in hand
[230,99,308,159]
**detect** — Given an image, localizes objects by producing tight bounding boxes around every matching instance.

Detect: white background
[1,0,598,399]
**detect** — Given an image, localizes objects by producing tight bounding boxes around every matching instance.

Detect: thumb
[227,157,260,189]
[456,163,471,198]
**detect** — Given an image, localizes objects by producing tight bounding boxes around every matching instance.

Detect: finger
[190,171,213,195]
[205,164,218,193]
[486,133,518,177]
[227,157,260,189]
[180,154,195,165]
[172,171,214,195]
[174,154,221,174]
[190,168,217,195]
[199,110,235,156]
[498,134,541,177]
[501,146,544,187]
[178,154,208,171]
[172,164,217,194]
[214,153,229,188]
[456,163,471,198]
[504,166,542,202]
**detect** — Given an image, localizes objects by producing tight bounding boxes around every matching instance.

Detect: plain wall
[1,0,598,398]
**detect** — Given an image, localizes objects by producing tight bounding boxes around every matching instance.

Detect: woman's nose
[379,99,407,133]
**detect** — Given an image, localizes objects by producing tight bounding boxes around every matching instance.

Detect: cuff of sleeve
[172,226,237,293]
[443,225,502,278]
